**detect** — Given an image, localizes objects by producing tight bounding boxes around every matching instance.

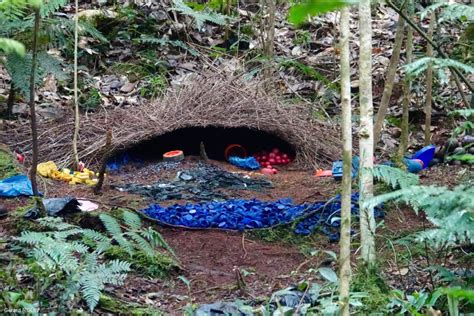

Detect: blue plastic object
[411,145,436,169]
[0,175,34,197]
[106,153,143,171]
[228,156,260,170]
[141,193,383,242]
[332,156,360,180]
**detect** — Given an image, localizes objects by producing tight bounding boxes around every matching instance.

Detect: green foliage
[139,75,168,99]
[0,37,25,55]
[5,51,67,98]
[288,0,357,26]
[351,268,390,314]
[140,35,200,57]
[450,109,474,118]
[277,57,338,91]
[420,1,474,22]
[171,0,230,30]
[404,57,474,83]
[371,165,420,189]
[79,88,102,111]
[447,154,474,165]
[365,185,474,248]
[0,149,21,179]
[16,217,131,311]
[99,210,175,258]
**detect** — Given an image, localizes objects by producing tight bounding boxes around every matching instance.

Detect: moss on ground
[0,148,21,179]
[98,294,163,315]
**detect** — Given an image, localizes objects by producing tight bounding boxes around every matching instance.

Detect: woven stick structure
[10,75,341,169]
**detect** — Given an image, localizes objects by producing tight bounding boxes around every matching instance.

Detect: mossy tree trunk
[424,11,435,146]
[338,6,352,316]
[373,15,406,145]
[399,0,414,157]
[358,0,376,267]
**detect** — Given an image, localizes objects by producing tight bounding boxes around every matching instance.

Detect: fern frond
[371,165,419,189]
[142,227,176,257]
[404,57,474,79]
[39,0,68,18]
[80,272,103,311]
[171,0,230,30]
[420,1,474,22]
[99,213,123,236]
[365,185,474,247]
[122,210,142,231]
[127,231,154,255]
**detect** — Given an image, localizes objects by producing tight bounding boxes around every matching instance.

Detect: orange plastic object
[315,169,332,177]
[224,144,247,160]
[163,150,184,161]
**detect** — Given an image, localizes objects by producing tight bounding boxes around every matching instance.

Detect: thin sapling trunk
[399,0,414,157]
[72,0,80,169]
[338,6,352,316]
[373,15,406,144]
[358,0,376,267]
[424,11,435,146]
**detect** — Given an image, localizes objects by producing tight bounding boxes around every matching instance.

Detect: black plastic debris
[117,163,273,201]
[24,197,81,219]
[194,301,253,316]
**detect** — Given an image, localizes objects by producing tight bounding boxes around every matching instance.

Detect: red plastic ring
[224,144,247,160]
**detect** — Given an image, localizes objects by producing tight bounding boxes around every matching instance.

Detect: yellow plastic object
[38,161,98,185]
[38,161,58,177]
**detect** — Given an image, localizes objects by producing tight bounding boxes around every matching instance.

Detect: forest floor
[1,156,470,314]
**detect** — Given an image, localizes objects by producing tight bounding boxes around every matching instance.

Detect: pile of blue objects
[142,193,383,242]
[228,156,260,170]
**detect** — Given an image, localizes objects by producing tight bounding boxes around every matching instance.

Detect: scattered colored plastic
[141,193,383,241]
[228,156,260,170]
[0,175,34,197]
[38,161,99,185]
[332,156,360,180]
[163,150,184,161]
[224,144,247,160]
[315,169,332,177]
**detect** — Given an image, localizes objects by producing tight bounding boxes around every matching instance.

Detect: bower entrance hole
[118,127,296,162]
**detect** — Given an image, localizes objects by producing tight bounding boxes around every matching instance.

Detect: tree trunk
[338,6,352,316]
[94,129,112,195]
[260,0,275,87]
[72,0,80,169]
[424,11,435,146]
[6,82,15,118]
[29,9,41,197]
[373,16,405,144]
[399,1,414,157]
[358,0,376,267]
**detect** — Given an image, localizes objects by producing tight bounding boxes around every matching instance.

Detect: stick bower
[10,75,341,169]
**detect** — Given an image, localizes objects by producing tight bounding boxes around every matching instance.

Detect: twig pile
[10,75,341,169]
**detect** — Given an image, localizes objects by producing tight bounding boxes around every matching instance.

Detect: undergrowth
[0,149,21,179]
[105,245,177,278]
[351,266,391,314]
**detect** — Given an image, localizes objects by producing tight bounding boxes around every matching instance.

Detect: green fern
[420,1,474,22]
[16,217,131,312]
[171,0,230,30]
[39,0,68,18]
[0,37,25,55]
[365,185,474,248]
[371,165,420,189]
[404,57,474,80]
[122,210,142,231]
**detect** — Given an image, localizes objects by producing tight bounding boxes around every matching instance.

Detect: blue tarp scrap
[0,175,34,197]
[228,156,260,170]
[141,193,383,242]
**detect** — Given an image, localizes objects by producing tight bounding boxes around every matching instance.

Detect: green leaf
[318,267,338,283]
[288,0,358,26]
[0,38,25,55]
